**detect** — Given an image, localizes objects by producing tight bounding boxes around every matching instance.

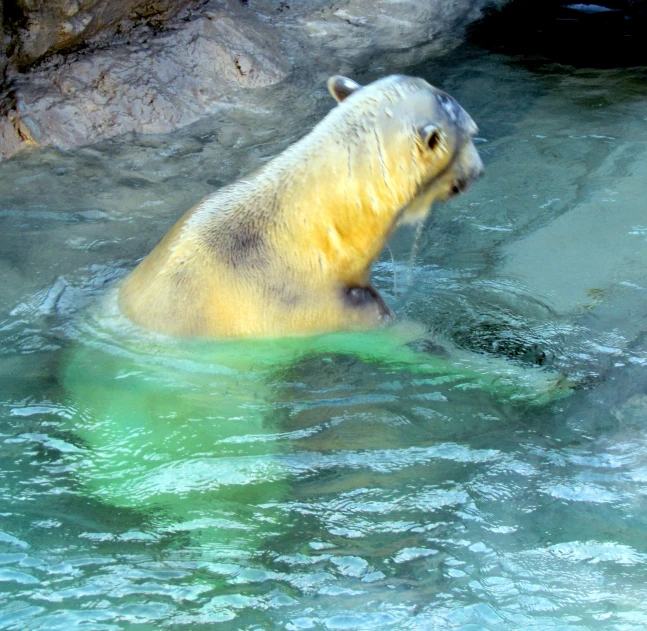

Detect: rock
[0,2,290,159]
[293,0,509,73]
[1,0,197,71]
[0,0,509,160]
[499,143,647,314]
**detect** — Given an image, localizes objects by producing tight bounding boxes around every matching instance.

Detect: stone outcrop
[0,2,289,159]
[0,0,509,160]
[0,0,198,73]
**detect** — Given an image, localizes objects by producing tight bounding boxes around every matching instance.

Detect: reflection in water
[1,44,647,630]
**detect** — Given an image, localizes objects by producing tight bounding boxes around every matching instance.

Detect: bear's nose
[451,166,483,196]
[450,179,467,196]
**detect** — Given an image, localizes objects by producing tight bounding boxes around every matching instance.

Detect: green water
[1,41,647,630]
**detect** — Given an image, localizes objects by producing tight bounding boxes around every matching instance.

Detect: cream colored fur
[119,74,483,337]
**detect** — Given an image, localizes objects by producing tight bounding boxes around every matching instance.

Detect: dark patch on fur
[221,225,267,270]
[433,91,472,150]
[343,284,392,319]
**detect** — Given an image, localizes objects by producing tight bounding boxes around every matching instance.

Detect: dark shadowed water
[1,36,647,631]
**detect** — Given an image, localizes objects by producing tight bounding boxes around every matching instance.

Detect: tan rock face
[2,0,196,70]
[0,0,508,160]
[0,4,290,159]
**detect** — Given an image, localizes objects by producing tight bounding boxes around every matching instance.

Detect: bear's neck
[268,135,417,287]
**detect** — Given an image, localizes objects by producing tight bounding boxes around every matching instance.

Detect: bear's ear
[327,76,362,103]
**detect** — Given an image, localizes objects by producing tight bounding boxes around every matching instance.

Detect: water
[2,40,647,630]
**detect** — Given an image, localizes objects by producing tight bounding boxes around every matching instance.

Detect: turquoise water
[2,44,647,630]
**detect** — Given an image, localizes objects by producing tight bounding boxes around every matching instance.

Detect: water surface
[1,44,647,631]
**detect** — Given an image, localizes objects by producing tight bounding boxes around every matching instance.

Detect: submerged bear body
[119,74,483,338]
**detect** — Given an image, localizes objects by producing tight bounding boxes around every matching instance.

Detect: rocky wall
[0,0,509,160]
[0,0,198,72]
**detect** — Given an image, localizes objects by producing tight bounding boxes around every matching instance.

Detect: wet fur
[118,75,483,338]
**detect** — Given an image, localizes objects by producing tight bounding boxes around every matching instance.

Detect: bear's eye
[420,124,442,152]
[427,129,440,150]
